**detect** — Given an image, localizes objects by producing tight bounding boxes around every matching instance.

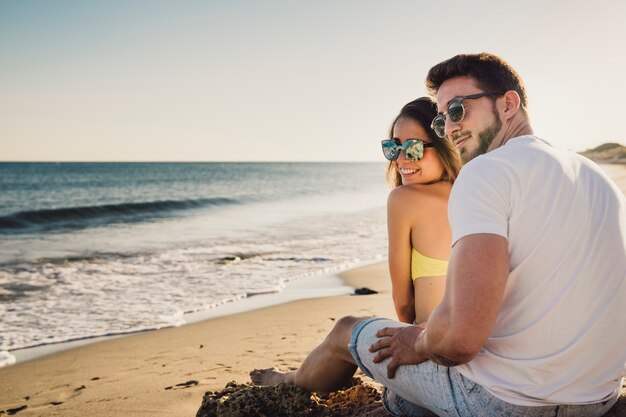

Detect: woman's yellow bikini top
[411,248,448,281]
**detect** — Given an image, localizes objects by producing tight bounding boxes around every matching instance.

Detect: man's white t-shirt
[450,136,626,406]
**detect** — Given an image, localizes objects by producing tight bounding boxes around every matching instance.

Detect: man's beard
[460,106,503,163]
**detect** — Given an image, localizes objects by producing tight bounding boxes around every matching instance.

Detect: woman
[382,97,461,324]
[250,97,462,391]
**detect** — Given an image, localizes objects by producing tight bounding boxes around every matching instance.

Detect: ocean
[0,162,390,366]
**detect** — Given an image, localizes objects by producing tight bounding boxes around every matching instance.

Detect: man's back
[449,136,626,406]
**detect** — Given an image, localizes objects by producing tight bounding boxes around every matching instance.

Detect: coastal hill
[580,142,626,164]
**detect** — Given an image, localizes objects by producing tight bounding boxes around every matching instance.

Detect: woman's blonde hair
[385,97,462,188]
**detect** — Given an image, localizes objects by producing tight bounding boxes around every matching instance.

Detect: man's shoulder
[489,135,550,158]
[470,135,579,172]
[460,135,614,194]
[454,136,552,189]
[456,147,515,180]
[497,135,596,171]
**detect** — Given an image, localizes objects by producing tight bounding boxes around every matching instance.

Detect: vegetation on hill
[580,142,626,164]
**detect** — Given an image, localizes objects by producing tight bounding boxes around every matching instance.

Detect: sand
[0,263,396,416]
[2,164,626,416]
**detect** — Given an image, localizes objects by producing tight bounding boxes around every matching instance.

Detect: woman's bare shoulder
[388,182,451,212]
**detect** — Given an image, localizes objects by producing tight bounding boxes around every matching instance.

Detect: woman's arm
[390,182,452,324]
[409,182,452,324]
[387,188,415,324]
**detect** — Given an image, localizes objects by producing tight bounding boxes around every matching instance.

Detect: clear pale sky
[1,0,625,162]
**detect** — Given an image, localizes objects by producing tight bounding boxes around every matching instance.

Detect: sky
[1,0,625,162]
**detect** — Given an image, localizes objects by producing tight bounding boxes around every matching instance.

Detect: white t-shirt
[450,136,626,406]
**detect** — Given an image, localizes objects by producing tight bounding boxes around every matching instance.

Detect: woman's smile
[398,166,420,177]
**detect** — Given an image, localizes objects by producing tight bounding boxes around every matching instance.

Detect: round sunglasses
[381,139,433,162]
[430,91,503,138]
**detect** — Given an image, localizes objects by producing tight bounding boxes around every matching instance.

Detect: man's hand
[369,325,427,378]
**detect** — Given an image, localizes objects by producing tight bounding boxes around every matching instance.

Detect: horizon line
[0,160,386,164]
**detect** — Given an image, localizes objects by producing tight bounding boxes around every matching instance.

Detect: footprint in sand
[2,404,28,415]
[45,383,86,403]
[164,380,199,390]
[1,382,91,415]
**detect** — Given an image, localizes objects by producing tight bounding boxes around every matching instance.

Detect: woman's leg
[250,316,368,393]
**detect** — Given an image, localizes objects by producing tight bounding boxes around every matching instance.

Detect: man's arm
[419,233,509,364]
[371,233,509,376]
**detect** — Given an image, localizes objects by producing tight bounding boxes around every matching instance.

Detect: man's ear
[501,90,521,120]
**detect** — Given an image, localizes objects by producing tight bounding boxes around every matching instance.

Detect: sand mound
[195,378,388,417]
[196,380,626,417]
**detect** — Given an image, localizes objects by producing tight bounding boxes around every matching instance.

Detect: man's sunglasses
[381,139,433,162]
[431,92,504,138]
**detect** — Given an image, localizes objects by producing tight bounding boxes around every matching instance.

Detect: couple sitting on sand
[251,53,626,417]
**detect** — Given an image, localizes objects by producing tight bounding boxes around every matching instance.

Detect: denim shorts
[348,318,620,417]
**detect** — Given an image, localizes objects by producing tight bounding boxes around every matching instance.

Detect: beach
[0,262,396,416]
[1,163,626,416]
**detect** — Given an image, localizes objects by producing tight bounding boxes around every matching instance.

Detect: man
[251,53,626,417]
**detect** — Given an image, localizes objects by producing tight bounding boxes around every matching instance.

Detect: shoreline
[0,261,396,416]
[7,258,383,366]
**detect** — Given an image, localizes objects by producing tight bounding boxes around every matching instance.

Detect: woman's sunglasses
[381,139,433,162]
[430,91,503,138]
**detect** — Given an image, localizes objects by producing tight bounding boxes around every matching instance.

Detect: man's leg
[250,315,368,393]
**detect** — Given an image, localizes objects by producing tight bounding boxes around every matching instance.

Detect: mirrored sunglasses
[430,92,504,138]
[381,139,433,162]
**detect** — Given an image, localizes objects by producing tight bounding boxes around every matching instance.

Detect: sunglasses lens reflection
[403,141,424,162]
[382,141,399,160]
[432,118,445,138]
[448,100,465,123]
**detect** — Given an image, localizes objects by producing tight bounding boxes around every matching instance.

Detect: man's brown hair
[426,53,528,111]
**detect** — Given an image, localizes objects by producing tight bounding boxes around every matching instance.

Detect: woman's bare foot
[250,368,296,386]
